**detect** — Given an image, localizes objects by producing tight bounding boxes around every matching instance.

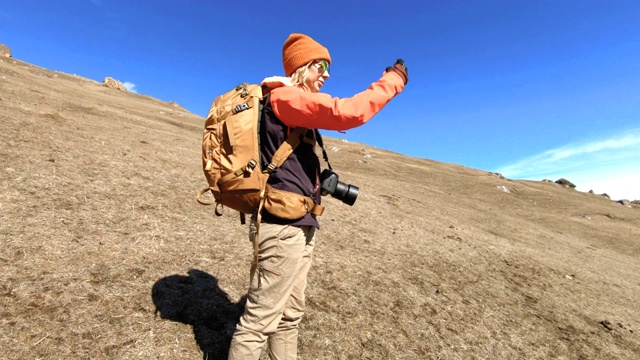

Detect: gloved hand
[385,59,408,84]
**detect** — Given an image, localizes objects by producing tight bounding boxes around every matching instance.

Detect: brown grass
[1,56,639,359]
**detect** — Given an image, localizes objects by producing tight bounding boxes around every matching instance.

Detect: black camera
[319,169,359,206]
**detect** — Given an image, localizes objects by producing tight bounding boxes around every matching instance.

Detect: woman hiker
[228,32,408,359]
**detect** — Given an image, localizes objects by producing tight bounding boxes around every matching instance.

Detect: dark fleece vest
[258,95,322,228]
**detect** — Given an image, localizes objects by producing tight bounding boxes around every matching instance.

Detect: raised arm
[270,70,406,131]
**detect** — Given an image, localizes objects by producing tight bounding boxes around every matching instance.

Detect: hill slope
[1,56,639,359]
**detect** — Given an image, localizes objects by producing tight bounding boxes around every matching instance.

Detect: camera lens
[334,182,359,206]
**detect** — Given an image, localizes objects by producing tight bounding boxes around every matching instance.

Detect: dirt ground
[1,56,639,359]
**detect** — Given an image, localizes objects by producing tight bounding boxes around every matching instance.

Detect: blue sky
[2,1,639,200]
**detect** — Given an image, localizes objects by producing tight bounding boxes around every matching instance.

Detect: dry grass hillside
[1,55,639,360]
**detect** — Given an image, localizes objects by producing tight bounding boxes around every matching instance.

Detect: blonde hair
[289,60,315,90]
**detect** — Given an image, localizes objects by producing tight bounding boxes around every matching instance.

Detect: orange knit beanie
[282,33,331,77]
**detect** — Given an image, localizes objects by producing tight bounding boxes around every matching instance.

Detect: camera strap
[314,129,332,170]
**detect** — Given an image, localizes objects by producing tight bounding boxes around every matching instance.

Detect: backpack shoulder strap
[264,127,308,173]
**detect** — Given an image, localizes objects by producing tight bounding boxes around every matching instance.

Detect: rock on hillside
[103,76,127,91]
[0,43,11,57]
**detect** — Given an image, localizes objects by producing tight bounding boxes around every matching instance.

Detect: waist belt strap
[302,197,324,216]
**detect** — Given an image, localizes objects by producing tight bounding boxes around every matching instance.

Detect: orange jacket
[269,71,405,131]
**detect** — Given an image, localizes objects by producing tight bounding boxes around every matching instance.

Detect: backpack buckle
[246,160,257,174]
[265,163,277,174]
[236,83,250,98]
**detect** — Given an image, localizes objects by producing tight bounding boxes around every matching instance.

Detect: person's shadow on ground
[152,269,246,359]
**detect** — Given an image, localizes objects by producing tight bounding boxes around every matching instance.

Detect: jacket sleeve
[269,71,405,131]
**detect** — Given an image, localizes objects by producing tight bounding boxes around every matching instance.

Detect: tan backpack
[197,83,324,224]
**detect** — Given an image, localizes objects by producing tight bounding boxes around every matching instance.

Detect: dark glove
[385,59,408,84]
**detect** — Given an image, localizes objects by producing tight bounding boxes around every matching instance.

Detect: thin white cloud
[495,129,640,200]
[575,173,640,200]
[123,82,138,93]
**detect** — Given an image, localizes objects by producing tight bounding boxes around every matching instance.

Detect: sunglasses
[314,60,330,75]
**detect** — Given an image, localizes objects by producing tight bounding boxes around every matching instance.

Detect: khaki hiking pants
[228,221,316,360]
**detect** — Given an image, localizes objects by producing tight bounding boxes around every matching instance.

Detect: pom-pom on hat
[282,33,331,77]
